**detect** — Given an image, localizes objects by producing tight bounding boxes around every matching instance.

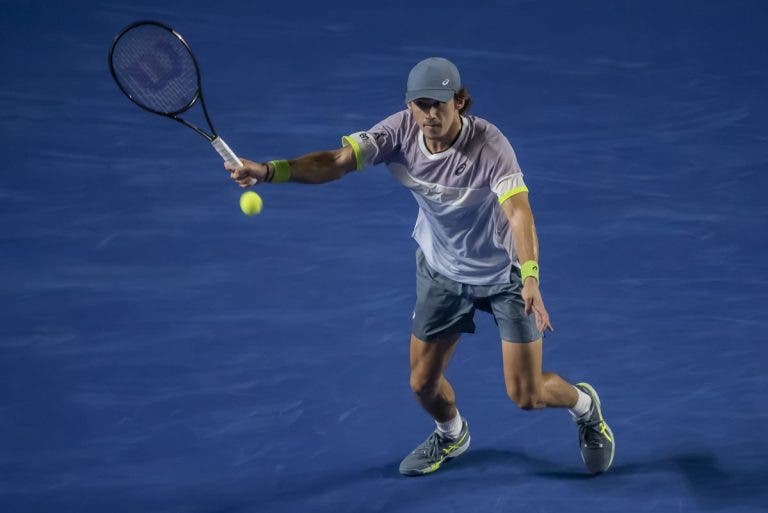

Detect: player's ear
[453,96,465,113]
[406,101,413,113]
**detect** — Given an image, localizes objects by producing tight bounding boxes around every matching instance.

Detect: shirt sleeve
[486,129,529,204]
[340,110,407,170]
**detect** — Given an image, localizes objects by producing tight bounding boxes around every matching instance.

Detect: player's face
[408,98,462,142]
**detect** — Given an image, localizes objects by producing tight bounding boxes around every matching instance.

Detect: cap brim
[405,89,455,103]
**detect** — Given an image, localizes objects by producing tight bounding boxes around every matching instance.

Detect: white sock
[435,410,463,439]
[569,387,592,419]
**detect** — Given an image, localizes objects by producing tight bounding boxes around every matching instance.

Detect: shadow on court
[609,452,768,511]
[453,450,768,510]
[194,460,403,513]
[449,447,586,476]
[242,449,768,513]
[212,450,574,513]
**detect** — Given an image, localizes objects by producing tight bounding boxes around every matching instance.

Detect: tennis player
[226,57,614,476]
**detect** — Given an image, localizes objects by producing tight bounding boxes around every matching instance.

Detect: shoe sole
[576,382,615,473]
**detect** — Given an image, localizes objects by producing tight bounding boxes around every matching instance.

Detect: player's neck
[424,115,462,154]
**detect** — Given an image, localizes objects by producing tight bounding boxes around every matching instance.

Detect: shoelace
[422,432,449,461]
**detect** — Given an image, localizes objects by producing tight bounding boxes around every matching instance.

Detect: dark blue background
[1,1,766,512]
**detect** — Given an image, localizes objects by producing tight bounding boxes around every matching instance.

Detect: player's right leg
[408,332,461,422]
[399,248,475,476]
[399,333,471,476]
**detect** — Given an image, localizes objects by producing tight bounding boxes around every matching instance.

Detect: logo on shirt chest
[454,162,467,176]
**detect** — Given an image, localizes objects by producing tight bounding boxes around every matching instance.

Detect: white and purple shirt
[342,110,529,286]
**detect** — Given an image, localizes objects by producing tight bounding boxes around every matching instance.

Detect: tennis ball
[239,191,263,216]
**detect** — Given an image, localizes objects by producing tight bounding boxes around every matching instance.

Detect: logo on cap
[442,79,450,86]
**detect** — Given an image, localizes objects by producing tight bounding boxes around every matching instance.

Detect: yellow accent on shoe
[418,431,470,474]
[399,419,472,476]
[599,422,614,443]
[426,430,469,473]
[443,430,469,455]
[576,382,615,472]
[421,459,444,474]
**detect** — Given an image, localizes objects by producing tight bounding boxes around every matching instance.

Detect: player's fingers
[531,301,542,326]
[236,176,253,187]
[234,170,254,183]
[524,296,533,315]
[535,304,553,332]
[539,315,549,333]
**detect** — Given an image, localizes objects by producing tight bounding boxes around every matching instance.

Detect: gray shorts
[412,248,542,343]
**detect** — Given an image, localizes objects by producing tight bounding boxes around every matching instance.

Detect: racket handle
[211,136,243,169]
[212,136,259,186]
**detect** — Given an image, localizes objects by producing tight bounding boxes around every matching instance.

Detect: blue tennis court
[1,1,766,512]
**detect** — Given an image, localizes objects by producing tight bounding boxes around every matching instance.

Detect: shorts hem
[413,323,475,343]
[500,334,542,344]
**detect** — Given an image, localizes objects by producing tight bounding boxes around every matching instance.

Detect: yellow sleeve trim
[497,186,529,204]
[341,136,364,171]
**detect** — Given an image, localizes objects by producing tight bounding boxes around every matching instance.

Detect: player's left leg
[501,339,615,474]
[501,338,577,409]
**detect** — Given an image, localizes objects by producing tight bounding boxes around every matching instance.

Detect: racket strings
[111,24,199,114]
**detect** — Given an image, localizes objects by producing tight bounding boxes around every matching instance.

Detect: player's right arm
[227,110,406,187]
[225,146,357,187]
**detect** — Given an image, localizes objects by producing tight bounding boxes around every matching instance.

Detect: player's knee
[506,383,541,410]
[409,372,439,398]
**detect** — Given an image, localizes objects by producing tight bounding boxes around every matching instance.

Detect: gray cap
[405,57,461,103]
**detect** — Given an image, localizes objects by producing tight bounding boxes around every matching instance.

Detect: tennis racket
[109,20,252,181]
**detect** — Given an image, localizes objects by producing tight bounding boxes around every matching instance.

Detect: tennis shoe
[399,418,470,476]
[574,383,615,474]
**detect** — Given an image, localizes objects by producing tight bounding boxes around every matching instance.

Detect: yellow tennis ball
[239,191,263,216]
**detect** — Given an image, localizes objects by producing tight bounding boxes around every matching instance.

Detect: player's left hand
[522,279,554,333]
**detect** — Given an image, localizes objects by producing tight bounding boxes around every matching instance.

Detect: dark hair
[455,87,472,114]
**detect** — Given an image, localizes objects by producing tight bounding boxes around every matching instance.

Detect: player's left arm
[500,192,554,333]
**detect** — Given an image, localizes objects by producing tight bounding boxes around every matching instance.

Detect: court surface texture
[1,1,766,512]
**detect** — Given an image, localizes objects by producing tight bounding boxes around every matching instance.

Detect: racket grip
[211,136,243,169]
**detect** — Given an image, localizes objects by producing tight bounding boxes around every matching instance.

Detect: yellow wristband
[268,160,291,183]
[521,260,539,283]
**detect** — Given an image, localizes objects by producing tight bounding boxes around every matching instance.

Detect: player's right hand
[522,279,554,333]
[225,158,269,187]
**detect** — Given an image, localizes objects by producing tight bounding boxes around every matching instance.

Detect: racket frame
[108,19,219,142]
